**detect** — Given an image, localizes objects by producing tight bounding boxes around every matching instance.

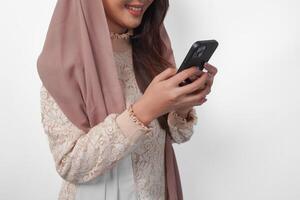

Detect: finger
[169,66,200,86]
[206,75,214,87]
[181,97,207,108]
[176,72,209,96]
[154,67,177,82]
[203,63,218,76]
[189,83,211,96]
[195,71,211,87]
[192,82,208,93]
[178,87,209,107]
[184,85,210,104]
[189,70,203,82]
[199,97,207,104]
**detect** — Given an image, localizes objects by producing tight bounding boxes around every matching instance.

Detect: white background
[0,0,299,199]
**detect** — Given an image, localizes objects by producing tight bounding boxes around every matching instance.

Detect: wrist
[132,101,154,126]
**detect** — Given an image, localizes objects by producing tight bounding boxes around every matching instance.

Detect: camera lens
[193,46,206,57]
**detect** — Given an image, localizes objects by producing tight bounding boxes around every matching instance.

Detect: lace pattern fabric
[40,46,198,200]
[167,108,198,144]
[113,48,167,199]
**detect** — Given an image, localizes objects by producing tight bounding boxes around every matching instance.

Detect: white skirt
[75,153,138,200]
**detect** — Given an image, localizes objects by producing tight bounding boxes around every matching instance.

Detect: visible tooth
[127,6,142,11]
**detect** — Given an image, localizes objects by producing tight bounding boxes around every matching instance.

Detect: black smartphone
[177,40,218,86]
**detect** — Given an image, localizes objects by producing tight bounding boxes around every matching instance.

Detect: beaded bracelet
[127,104,151,130]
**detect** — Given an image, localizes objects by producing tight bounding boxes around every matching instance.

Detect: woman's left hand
[173,62,218,117]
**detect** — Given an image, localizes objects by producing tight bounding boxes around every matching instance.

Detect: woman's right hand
[132,66,210,125]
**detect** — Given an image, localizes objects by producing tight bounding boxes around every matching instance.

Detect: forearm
[40,85,152,184]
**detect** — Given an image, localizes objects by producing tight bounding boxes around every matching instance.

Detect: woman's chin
[121,13,143,28]
[123,20,142,30]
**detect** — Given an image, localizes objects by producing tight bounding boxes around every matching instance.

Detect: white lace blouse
[39,41,198,200]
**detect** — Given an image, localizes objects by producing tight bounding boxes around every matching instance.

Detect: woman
[37,0,218,199]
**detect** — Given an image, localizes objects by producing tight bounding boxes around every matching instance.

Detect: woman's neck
[110,29,132,53]
[111,37,131,53]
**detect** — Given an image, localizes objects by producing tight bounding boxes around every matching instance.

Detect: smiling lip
[126,3,144,7]
[125,4,144,17]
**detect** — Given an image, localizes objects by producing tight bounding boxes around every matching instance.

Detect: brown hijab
[37,0,182,199]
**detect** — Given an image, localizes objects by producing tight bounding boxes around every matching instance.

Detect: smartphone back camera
[193,46,206,58]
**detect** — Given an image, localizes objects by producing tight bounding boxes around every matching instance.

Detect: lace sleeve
[167,108,198,144]
[40,85,152,184]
